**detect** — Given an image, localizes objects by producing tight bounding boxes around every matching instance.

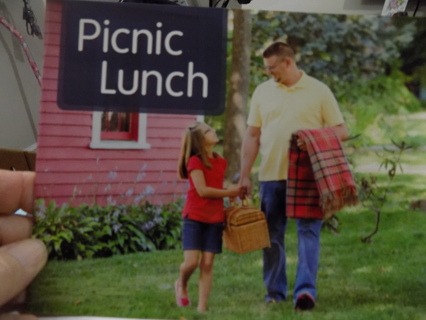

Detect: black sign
[58,1,228,115]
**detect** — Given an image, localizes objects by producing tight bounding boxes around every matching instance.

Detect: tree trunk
[223,9,251,183]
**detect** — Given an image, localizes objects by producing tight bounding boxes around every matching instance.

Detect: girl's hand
[227,185,246,200]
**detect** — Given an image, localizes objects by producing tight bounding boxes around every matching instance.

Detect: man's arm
[331,123,349,141]
[239,126,261,195]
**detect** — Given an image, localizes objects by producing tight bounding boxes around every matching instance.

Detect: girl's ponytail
[178,127,192,179]
[177,122,212,179]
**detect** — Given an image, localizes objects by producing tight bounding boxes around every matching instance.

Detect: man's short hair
[263,42,296,60]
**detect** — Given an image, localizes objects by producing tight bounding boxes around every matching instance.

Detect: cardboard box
[0,149,36,171]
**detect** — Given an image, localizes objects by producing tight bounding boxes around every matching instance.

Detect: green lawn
[27,174,426,320]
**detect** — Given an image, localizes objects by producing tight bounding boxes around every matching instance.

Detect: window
[90,112,150,149]
[101,112,136,141]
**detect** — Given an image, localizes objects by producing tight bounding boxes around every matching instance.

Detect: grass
[27,174,426,320]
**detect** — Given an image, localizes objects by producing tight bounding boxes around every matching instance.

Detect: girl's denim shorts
[182,218,223,253]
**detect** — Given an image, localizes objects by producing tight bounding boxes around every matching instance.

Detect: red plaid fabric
[287,128,359,219]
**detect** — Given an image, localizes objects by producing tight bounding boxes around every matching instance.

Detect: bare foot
[174,279,190,307]
[197,306,208,313]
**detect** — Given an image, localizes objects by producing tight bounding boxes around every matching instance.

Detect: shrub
[33,199,184,260]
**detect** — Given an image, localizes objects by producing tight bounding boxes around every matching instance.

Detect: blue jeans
[260,180,322,303]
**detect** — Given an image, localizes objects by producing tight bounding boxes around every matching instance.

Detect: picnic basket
[223,200,270,254]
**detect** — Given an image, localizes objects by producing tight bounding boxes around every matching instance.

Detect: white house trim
[90,112,151,149]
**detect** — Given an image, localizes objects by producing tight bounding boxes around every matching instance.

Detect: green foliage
[342,69,422,147]
[251,12,417,95]
[33,199,183,260]
[352,140,415,243]
[135,201,184,251]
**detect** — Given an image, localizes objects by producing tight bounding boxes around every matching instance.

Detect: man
[240,42,348,310]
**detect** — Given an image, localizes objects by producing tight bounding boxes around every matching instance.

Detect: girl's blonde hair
[178,121,216,179]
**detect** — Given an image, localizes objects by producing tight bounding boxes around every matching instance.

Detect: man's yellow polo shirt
[247,71,344,181]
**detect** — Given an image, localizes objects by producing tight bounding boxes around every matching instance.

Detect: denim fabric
[182,218,223,253]
[260,181,288,302]
[294,218,322,303]
[260,180,322,303]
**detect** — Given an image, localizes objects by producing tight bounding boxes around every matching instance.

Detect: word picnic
[78,19,184,55]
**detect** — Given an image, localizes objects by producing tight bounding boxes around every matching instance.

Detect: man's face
[263,55,288,84]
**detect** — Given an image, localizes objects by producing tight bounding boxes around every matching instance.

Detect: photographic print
[27,1,426,319]
[381,0,409,16]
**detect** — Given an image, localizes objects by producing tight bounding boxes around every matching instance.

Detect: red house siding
[35,1,195,207]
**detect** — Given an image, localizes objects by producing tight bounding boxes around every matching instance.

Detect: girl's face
[201,124,219,146]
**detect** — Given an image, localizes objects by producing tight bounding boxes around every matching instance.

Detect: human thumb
[0,239,47,306]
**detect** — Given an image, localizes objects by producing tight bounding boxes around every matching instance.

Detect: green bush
[33,199,184,260]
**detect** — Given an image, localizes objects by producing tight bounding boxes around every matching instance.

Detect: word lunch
[100,61,208,98]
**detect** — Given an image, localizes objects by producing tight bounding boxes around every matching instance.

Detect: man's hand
[239,176,251,199]
[240,126,261,200]
[296,138,307,151]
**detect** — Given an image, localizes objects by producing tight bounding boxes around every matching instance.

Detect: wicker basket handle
[241,197,249,207]
[225,197,251,225]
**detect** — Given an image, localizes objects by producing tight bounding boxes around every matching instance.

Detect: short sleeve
[321,85,344,127]
[219,157,227,172]
[187,156,203,173]
[247,87,262,127]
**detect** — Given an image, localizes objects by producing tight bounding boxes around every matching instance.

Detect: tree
[398,17,426,102]
[222,10,252,182]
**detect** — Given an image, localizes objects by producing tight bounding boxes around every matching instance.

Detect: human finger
[0,170,35,214]
[239,177,251,196]
[0,215,33,246]
[0,313,38,320]
[296,139,307,151]
[0,239,48,306]
[237,186,246,200]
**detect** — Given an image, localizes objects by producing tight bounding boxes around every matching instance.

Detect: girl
[175,121,243,312]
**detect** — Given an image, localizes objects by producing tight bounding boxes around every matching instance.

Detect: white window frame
[90,112,151,149]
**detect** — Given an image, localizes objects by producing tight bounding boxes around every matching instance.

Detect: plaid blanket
[286,128,359,219]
